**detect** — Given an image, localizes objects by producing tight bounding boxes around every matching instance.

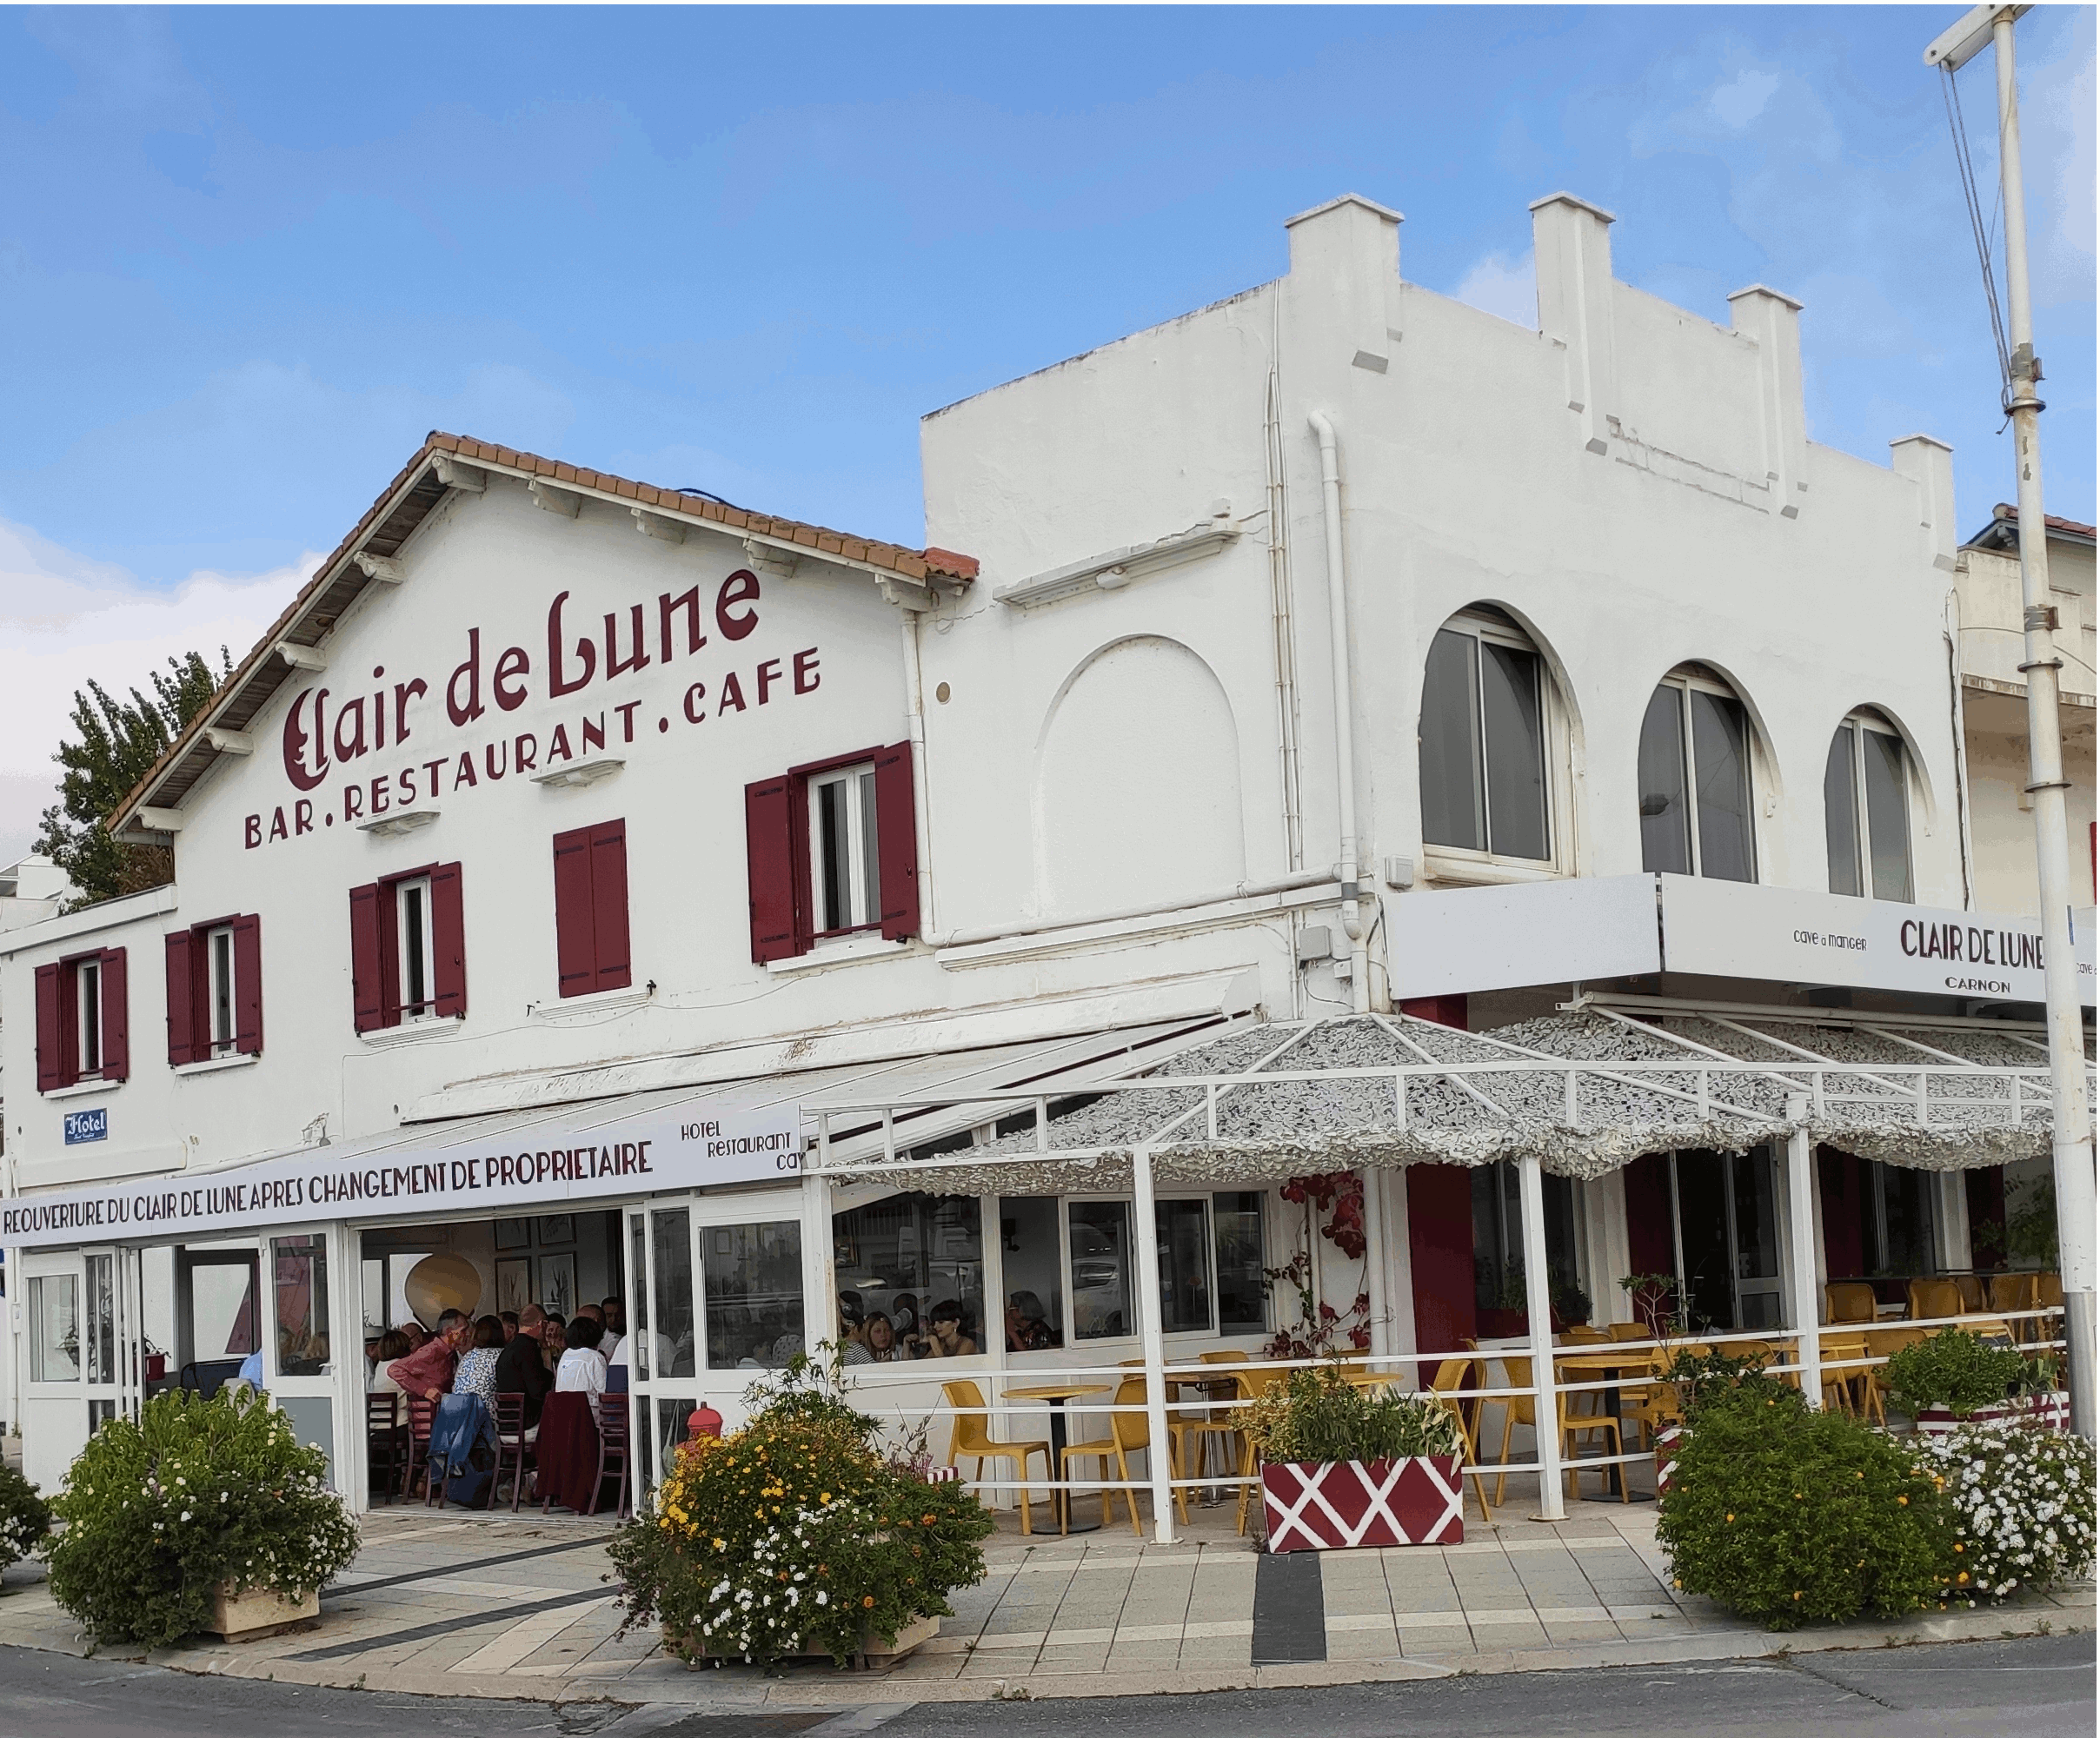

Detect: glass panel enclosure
[701,1221,802,1369]
[29,1274,80,1382]
[653,1208,697,1377]
[999,1197,1066,1348]
[833,1194,984,1357]
[1067,1201,1132,1341]
[270,1236,330,1376]
[1689,689,1755,882]
[1213,1192,1267,1333]
[1637,686,1691,874]
[84,1253,116,1385]
[1154,1199,1213,1335]
[1728,1150,1783,1330]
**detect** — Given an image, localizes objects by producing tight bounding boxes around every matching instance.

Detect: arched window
[1418,609,1552,865]
[1638,667,1757,882]
[1824,712,1912,901]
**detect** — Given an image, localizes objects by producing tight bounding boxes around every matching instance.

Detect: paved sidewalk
[0,1500,2088,1711]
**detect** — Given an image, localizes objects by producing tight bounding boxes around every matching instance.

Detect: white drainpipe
[1308,410,1369,1014]
[900,612,939,935]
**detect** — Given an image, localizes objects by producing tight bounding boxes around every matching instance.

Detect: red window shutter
[34,961,63,1092]
[164,931,199,1066]
[232,913,264,1055]
[553,825,598,998]
[744,775,804,962]
[431,861,468,1018]
[349,884,387,1032]
[588,820,632,993]
[873,740,920,940]
[99,947,129,1081]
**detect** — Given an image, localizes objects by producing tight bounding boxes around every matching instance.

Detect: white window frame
[204,922,236,1054]
[807,760,881,938]
[1829,712,1914,902]
[1643,667,1759,883]
[75,955,102,1079]
[1419,611,1572,886]
[395,874,436,1020]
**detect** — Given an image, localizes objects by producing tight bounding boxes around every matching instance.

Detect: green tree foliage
[32,649,229,908]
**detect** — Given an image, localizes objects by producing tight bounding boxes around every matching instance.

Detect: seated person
[493,1304,555,1430]
[499,1310,520,1343]
[860,1310,900,1363]
[555,1314,608,1398]
[918,1299,979,1358]
[1005,1290,1059,1353]
[369,1330,412,1396]
[838,1291,873,1365]
[233,1346,265,1390]
[455,1315,506,1403]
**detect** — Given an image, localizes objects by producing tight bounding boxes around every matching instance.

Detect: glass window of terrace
[1824,712,1914,902]
[1638,667,1758,882]
[1419,610,1552,866]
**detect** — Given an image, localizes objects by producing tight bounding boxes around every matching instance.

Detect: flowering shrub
[44,1387,360,1648]
[1912,1420,2097,1602]
[0,1462,51,1576]
[608,1354,993,1665]
[1657,1382,1950,1630]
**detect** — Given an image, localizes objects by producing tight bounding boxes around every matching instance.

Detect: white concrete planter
[862,1612,939,1663]
[209,1581,320,1642]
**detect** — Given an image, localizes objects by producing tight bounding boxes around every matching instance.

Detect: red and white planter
[1259,1456,1464,1552]
[1911,1391,2070,1436]
[1653,1423,1685,1496]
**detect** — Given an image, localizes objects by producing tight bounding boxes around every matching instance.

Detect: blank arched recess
[1033,635,1246,918]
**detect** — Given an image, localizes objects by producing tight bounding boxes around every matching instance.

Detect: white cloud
[0,519,312,863]
[2026,11,2096,307]
[1708,68,1780,130]
[1452,249,1538,330]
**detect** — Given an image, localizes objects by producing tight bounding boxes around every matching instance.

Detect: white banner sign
[1,1099,802,1250]
[1657,876,2095,1007]
[1389,874,1662,998]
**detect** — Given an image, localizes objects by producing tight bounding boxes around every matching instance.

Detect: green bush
[45,1387,360,1648]
[1884,1330,2030,1418]
[1243,1364,1463,1464]
[0,1461,52,1575]
[1657,1383,1950,1630]
[608,1353,994,1665]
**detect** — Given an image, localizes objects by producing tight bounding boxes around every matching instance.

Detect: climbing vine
[1262,1171,1372,1358]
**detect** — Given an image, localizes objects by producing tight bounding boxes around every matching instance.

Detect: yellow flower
[1725,1514,1735,1523]
[1897,1496,1909,1506]
[863,1595,876,1609]
[1792,1592,1801,1602]
[1957,1571,1970,1584]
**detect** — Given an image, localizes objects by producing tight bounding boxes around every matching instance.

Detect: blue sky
[0,4,2091,857]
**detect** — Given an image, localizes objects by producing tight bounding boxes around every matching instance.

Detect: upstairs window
[349,863,466,1030]
[1824,714,1913,902]
[33,947,130,1091]
[166,916,262,1064]
[745,743,918,963]
[1638,669,1757,882]
[1419,613,1552,864]
[553,820,631,998]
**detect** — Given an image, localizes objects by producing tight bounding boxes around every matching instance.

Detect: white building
[2,193,2090,1519]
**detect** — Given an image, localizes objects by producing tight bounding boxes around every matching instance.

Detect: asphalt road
[0,1634,2090,1738]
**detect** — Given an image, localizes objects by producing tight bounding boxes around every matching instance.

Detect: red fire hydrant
[688,1402,724,1441]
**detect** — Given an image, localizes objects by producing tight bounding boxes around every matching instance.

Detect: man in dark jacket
[493,1303,555,1430]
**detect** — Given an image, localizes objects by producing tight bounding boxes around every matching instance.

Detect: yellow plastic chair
[1561,1325,1610,1344]
[1953,1274,1988,1313]
[1427,1355,1497,1519]
[1491,1353,1627,1506]
[1061,1376,1180,1535]
[1606,1322,1651,1343]
[1824,1282,1878,1324]
[1233,1366,1289,1536]
[941,1380,1050,1536]
[1907,1277,1964,1323]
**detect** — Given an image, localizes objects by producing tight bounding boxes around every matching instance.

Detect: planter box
[1912,1391,2070,1436]
[862,1613,939,1664]
[1654,1423,1685,1496]
[209,1581,319,1642]
[1259,1456,1463,1552]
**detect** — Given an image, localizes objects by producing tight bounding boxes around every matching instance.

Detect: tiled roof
[109,433,975,836]
[1967,502,2098,552]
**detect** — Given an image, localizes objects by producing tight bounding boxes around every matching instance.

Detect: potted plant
[1884,1329,2067,1435]
[0,1461,51,1583]
[608,1350,993,1667]
[43,1386,360,1648]
[1244,1365,1466,1552]
[1474,1261,1532,1339]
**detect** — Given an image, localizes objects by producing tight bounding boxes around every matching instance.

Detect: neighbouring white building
[2,192,2090,1522]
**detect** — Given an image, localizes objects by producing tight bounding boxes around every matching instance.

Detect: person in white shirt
[555,1314,608,1398]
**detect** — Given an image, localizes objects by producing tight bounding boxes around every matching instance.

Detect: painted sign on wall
[62,1107,108,1146]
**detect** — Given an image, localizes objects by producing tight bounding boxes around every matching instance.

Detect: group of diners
[365,1295,627,1432]
[836,1290,980,1363]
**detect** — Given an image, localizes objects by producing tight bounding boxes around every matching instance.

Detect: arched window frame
[1824,709,1914,902]
[1418,608,1575,886]
[1638,665,1760,884]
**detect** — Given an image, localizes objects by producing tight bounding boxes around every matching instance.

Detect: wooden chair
[591,1395,631,1519]
[492,1391,536,1512]
[1061,1376,1173,1535]
[942,1381,1049,1536]
[404,1396,438,1502]
[1907,1277,1964,1324]
[1824,1282,1878,1324]
[365,1392,410,1504]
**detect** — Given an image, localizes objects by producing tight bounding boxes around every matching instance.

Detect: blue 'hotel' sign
[63,1108,107,1146]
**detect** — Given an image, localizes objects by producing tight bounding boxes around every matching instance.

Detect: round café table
[1003,1381,1111,1535]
